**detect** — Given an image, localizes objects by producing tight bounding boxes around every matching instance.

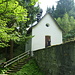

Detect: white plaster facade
[26,13,63,52]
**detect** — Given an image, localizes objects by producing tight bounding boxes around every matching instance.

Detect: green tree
[14,0,40,48]
[57,13,75,32]
[69,7,75,18]
[46,7,52,13]
[69,16,75,29]
[0,0,39,59]
[18,0,39,27]
[56,17,62,27]
[0,0,28,59]
[12,0,40,58]
[54,0,74,18]
[0,0,27,47]
[46,6,55,16]
[64,28,75,41]
[62,13,71,32]
[56,13,75,41]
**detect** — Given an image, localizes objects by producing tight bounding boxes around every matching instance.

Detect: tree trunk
[10,40,14,59]
[5,47,10,60]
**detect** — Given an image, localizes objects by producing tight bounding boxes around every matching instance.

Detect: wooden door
[45,36,51,47]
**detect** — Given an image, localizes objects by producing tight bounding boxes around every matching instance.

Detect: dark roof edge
[48,12,64,32]
[27,12,64,34]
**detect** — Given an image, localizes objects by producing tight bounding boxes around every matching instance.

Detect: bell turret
[37,9,43,22]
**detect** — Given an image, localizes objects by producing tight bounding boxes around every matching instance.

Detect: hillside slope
[9,58,44,75]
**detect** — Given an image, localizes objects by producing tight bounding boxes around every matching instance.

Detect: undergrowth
[0,68,8,74]
[9,58,44,75]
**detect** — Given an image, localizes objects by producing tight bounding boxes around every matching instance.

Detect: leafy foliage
[64,28,75,41]
[18,0,40,27]
[54,0,74,18]
[12,0,39,57]
[0,0,39,60]
[0,68,8,74]
[46,0,75,42]
[0,0,28,47]
[46,6,55,17]
[56,13,75,41]
[9,59,44,75]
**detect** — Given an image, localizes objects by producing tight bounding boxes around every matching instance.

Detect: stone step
[10,67,22,70]
[7,69,20,72]
[18,63,25,65]
[5,72,11,74]
[6,57,32,74]
[7,70,16,72]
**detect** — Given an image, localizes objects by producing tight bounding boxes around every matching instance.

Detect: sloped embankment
[9,58,44,75]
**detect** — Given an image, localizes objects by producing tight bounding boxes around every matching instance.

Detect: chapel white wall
[32,14,62,51]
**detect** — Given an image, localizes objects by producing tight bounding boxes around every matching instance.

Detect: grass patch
[0,68,8,74]
[9,58,44,75]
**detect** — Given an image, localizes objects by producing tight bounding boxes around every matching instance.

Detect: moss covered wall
[33,41,75,75]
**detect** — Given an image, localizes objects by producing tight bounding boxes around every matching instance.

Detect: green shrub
[0,68,8,74]
[9,59,44,75]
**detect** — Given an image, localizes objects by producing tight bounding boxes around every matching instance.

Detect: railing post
[28,51,31,56]
[17,56,19,64]
[0,62,5,68]
[30,51,34,57]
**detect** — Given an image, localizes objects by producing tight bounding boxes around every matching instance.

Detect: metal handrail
[0,50,30,68]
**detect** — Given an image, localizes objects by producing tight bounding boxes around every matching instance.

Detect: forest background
[0,0,75,61]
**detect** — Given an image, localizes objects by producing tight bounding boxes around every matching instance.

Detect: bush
[9,59,44,75]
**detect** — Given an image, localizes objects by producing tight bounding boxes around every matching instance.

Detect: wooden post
[30,51,34,57]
